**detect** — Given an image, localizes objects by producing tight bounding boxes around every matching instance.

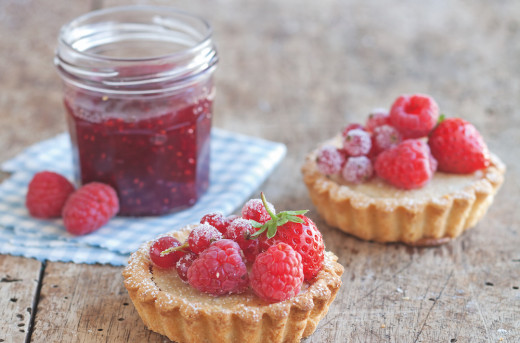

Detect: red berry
[365,109,390,132]
[200,212,228,234]
[224,215,239,227]
[188,223,223,254]
[187,239,248,296]
[26,171,75,218]
[241,199,275,223]
[341,156,373,184]
[259,215,324,281]
[343,129,372,156]
[341,123,364,138]
[375,139,437,190]
[62,182,119,235]
[428,118,490,173]
[149,236,185,269]
[225,218,260,263]
[389,94,439,138]
[316,145,347,175]
[372,125,402,153]
[175,252,198,282]
[250,243,304,302]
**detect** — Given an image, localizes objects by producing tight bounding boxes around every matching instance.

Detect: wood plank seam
[25,261,46,343]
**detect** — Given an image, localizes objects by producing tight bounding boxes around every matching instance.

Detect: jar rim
[58,5,213,62]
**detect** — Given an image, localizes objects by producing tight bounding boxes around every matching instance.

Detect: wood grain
[0,255,41,343]
[0,0,519,342]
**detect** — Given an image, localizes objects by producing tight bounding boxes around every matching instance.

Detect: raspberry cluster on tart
[302,94,505,246]
[123,195,344,343]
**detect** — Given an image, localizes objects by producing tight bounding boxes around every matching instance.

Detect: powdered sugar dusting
[342,156,373,184]
[343,129,372,156]
[316,145,346,175]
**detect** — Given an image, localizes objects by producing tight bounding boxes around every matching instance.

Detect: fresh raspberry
[26,171,75,218]
[389,94,439,138]
[343,129,372,156]
[62,182,119,235]
[259,215,324,281]
[149,236,186,269]
[241,198,275,224]
[224,214,239,227]
[187,239,248,296]
[365,108,390,132]
[200,212,227,234]
[372,124,402,153]
[341,156,373,184]
[375,139,437,190]
[225,218,260,263]
[188,223,223,254]
[175,252,198,282]
[428,118,490,173]
[341,123,364,138]
[250,243,304,302]
[316,145,347,175]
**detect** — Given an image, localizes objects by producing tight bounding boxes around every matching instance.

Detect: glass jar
[55,6,218,216]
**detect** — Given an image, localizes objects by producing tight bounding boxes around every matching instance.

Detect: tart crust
[123,226,344,343]
[302,145,505,246]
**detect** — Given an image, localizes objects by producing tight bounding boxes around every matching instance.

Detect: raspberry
[175,252,198,282]
[200,212,227,234]
[187,239,248,296]
[372,124,402,153]
[316,145,347,175]
[225,218,260,263]
[149,236,186,269]
[224,214,239,227]
[241,198,275,224]
[259,215,324,281]
[341,123,364,138]
[250,243,304,303]
[428,118,490,173]
[62,182,119,235]
[375,139,437,190]
[341,156,373,184]
[343,129,372,156]
[365,108,390,132]
[188,223,223,254]
[26,171,75,218]
[389,94,439,138]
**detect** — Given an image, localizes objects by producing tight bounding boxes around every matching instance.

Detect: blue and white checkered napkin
[0,129,286,265]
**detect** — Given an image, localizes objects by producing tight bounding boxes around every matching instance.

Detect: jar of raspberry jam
[55,6,218,216]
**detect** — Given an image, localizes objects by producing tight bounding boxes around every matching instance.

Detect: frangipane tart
[123,226,344,343]
[301,141,505,246]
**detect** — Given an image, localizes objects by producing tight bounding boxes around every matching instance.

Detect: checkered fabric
[0,129,286,265]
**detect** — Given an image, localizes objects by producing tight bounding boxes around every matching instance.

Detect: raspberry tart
[302,94,505,246]
[123,195,343,343]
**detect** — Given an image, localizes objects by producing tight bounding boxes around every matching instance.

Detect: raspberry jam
[55,6,218,216]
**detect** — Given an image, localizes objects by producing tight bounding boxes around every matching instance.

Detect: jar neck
[55,6,218,95]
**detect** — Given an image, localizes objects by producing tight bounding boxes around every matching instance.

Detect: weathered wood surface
[0,0,519,342]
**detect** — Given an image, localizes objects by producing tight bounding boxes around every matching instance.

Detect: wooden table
[1,0,519,342]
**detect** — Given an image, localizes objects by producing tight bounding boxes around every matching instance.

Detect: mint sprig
[250,193,308,239]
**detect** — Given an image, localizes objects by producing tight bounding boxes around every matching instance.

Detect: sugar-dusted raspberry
[259,215,324,280]
[341,156,373,184]
[341,123,364,138]
[26,171,75,219]
[200,212,227,234]
[175,252,198,282]
[375,139,437,190]
[149,236,186,269]
[62,182,119,235]
[428,117,490,174]
[250,243,304,302]
[241,198,275,224]
[343,129,372,157]
[225,218,260,263]
[187,239,248,296]
[389,94,439,138]
[188,223,223,254]
[365,108,390,132]
[224,214,239,227]
[373,124,402,153]
[316,145,347,175]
